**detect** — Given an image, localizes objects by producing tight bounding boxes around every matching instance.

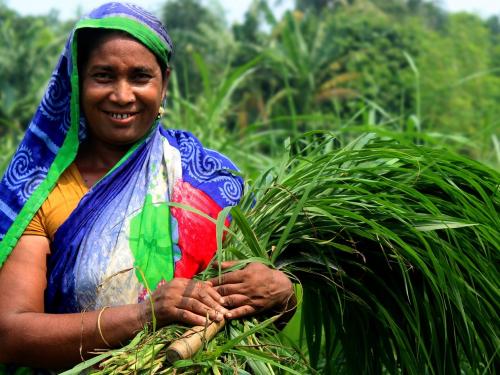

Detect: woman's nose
[110,79,135,104]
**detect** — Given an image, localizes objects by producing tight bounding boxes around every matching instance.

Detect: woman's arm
[0,235,227,370]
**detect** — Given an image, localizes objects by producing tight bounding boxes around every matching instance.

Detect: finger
[189,283,228,311]
[225,305,258,319]
[177,297,225,321]
[206,275,220,287]
[213,283,246,297]
[182,280,223,304]
[194,285,228,314]
[203,283,226,304]
[208,269,245,287]
[219,294,250,309]
[174,308,216,326]
[211,260,240,270]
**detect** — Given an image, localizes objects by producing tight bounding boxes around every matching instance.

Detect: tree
[417,12,500,162]
[161,0,236,100]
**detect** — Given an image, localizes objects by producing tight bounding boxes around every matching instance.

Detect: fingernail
[226,313,232,318]
[220,298,225,304]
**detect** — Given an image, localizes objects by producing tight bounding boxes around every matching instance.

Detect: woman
[0,2,294,371]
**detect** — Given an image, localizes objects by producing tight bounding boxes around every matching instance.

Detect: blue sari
[0,3,243,316]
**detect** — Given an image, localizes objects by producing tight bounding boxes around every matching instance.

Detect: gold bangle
[97,306,112,348]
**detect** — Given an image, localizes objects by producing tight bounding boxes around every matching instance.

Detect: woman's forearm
[0,303,145,370]
[0,237,227,370]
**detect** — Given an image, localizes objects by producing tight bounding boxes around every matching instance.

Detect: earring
[156,106,165,120]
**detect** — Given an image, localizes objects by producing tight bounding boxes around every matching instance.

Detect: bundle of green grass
[66,132,499,374]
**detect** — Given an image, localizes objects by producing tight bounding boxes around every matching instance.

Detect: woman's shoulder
[159,127,239,170]
[159,127,243,207]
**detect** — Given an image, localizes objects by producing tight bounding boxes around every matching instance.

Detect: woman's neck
[75,139,131,187]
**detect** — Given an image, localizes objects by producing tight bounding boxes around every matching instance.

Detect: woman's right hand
[142,278,229,327]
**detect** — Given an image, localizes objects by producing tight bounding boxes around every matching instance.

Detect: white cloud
[443,0,499,17]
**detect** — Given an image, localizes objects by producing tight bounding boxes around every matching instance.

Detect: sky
[4,0,293,23]
[444,0,499,17]
[4,0,500,22]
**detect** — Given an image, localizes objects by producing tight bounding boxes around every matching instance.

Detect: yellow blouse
[24,163,88,241]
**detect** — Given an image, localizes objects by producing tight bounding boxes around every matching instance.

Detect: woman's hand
[142,278,229,327]
[208,262,295,319]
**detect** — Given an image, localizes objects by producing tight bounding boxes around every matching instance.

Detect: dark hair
[76,28,168,81]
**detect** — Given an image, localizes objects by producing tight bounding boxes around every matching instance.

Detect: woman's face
[80,33,167,147]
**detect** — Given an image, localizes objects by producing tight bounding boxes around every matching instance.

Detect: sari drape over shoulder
[0,2,243,313]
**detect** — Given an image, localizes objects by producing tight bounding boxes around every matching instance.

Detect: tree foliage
[1,0,498,166]
[160,0,236,100]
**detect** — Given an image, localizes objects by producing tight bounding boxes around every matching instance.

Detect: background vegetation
[0,0,498,373]
[1,0,499,176]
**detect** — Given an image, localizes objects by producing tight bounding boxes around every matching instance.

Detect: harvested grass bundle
[63,316,308,374]
[231,132,499,373]
[66,131,499,374]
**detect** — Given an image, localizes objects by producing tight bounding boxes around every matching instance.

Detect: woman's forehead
[86,35,160,68]
[89,31,146,52]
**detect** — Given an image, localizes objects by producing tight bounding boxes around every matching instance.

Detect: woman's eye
[133,73,152,82]
[92,72,112,81]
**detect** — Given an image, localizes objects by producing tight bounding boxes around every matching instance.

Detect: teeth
[110,113,132,119]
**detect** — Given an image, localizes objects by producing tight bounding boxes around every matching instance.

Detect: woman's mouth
[106,111,136,120]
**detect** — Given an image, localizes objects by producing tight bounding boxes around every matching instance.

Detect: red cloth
[172,180,229,278]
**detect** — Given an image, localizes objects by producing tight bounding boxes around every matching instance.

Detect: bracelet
[97,306,112,348]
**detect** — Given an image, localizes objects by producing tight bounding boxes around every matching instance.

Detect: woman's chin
[96,127,152,147]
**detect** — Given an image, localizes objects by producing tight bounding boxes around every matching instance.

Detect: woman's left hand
[208,262,295,319]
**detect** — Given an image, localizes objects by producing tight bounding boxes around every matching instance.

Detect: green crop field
[1,1,499,374]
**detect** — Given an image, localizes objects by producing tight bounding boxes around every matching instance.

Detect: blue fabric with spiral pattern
[0,49,72,239]
[161,127,243,207]
[0,2,175,243]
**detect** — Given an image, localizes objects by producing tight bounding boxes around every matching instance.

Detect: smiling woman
[77,30,169,186]
[79,31,167,148]
[0,2,294,373]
